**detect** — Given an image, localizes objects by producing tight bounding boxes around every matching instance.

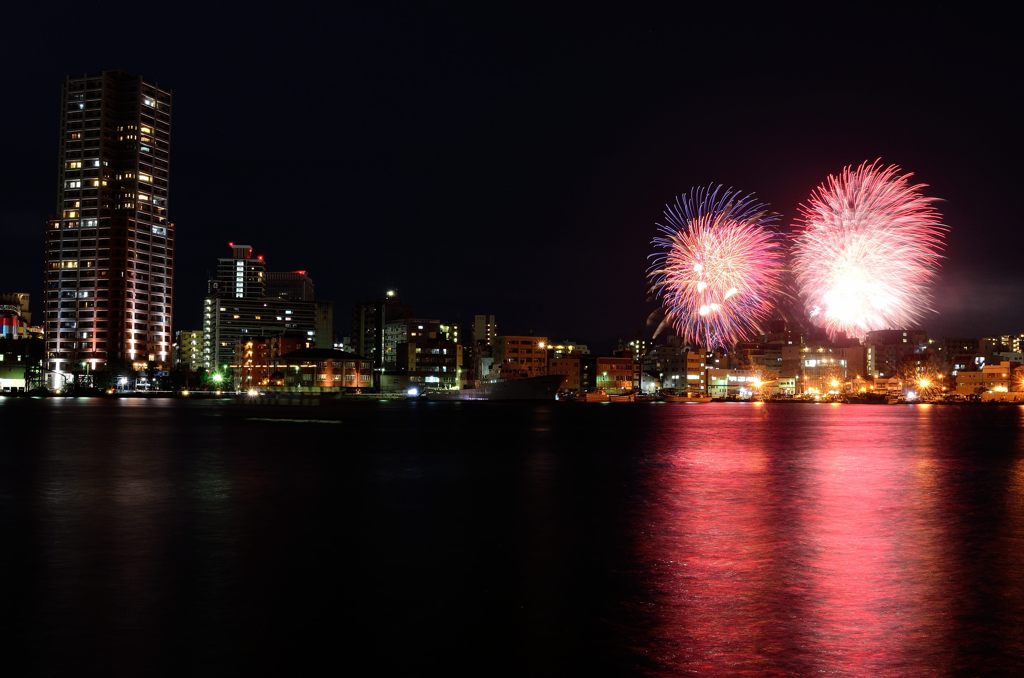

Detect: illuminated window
[66,180,81,188]
[141,145,151,153]
[138,193,150,202]
[140,126,152,134]
[143,97,156,108]
[67,161,82,169]
[70,132,82,140]
[138,172,152,183]
[64,210,78,218]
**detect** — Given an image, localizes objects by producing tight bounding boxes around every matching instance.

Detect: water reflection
[635,404,1023,675]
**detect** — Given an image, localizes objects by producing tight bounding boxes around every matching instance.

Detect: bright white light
[247,388,259,397]
[407,387,419,397]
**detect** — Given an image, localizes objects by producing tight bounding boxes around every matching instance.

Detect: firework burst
[792,161,946,340]
[648,185,785,349]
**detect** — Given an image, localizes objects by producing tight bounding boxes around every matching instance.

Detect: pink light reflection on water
[633,404,961,675]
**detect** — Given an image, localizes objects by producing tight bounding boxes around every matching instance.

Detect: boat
[425,374,563,401]
[577,389,610,403]
[659,389,712,403]
[608,392,636,403]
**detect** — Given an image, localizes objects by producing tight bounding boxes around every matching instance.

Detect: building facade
[493,335,548,380]
[352,291,410,376]
[472,314,497,347]
[202,244,318,371]
[44,72,174,386]
[174,329,203,371]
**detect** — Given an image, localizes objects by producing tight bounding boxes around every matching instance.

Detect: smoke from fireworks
[648,185,785,349]
[792,161,946,340]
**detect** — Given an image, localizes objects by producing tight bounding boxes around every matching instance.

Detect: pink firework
[792,161,946,340]
[648,185,785,349]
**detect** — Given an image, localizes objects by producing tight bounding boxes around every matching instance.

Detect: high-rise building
[472,314,497,347]
[267,270,315,302]
[43,72,173,387]
[352,290,411,370]
[202,244,318,371]
[209,243,265,299]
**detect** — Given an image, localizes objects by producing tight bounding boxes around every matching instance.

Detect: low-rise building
[493,335,548,380]
[595,356,638,393]
[955,361,1019,396]
[706,367,761,398]
[280,348,373,391]
[549,356,581,391]
[395,336,462,389]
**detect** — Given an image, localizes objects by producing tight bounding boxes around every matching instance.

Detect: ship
[659,389,713,403]
[425,374,563,401]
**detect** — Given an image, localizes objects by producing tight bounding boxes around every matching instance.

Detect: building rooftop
[280,348,368,362]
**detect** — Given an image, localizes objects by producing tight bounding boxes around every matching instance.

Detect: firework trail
[648,185,785,349]
[792,161,946,340]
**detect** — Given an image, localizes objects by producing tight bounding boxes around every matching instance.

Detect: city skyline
[3,9,1024,346]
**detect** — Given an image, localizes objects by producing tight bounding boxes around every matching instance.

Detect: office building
[202,244,318,370]
[43,72,173,386]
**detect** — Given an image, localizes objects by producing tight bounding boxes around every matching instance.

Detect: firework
[793,161,946,340]
[648,185,785,349]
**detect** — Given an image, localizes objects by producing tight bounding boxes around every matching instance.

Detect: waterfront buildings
[0,293,32,339]
[955,360,1018,396]
[352,291,410,376]
[174,329,203,371]
[232,339,372,392]
[384,318,441,369]
[472,314,497,347]
[393,336,462,390]
[493,335,548,380]
[595,355,639,393]
[864,329,926,377]
[202,244,321,371]
[43,72,173,387]
[280,349,373,391]
[549,356,581,391]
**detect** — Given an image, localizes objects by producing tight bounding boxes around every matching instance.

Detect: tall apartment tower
[44,72,173,386]
[473,314,497,347]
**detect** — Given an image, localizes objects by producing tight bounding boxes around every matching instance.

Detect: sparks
[648,185,785,349]
[792,160,947,340]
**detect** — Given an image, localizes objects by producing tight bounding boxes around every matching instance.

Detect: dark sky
[2,6,1022,344]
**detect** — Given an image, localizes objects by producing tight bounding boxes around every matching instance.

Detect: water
[2,398,1024,675]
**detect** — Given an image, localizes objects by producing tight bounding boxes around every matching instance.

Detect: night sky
[3,7,1021,345]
